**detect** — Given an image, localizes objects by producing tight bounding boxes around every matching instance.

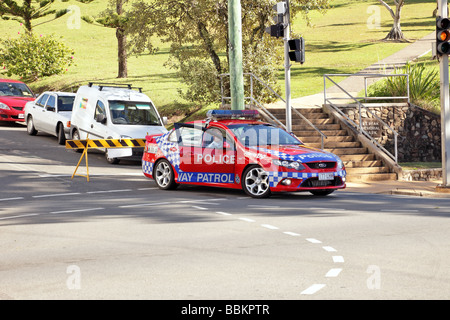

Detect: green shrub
[0,32,75,81]
[367,62,440,114]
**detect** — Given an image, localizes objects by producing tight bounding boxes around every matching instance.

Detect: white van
[70,83,168,163]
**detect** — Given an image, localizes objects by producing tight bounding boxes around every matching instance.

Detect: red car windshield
[0,82,34,97]
[227,123,302,147]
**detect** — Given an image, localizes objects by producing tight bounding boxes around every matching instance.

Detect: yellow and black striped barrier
[65,138,146,150]
[66,136,146,182]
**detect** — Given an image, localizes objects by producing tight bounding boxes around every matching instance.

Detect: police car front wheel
[242,165,271,198]
[154,159,178,190]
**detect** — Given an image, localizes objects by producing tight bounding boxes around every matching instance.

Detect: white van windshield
[109,101,162,126]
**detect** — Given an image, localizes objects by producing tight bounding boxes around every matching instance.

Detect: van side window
[94,100,106,119]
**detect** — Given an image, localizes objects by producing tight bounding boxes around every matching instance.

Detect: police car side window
[203,128,224,149]
[178,127,202,147]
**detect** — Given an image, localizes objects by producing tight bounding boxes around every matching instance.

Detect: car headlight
[335,157,344,169]
[273,159,305,171]
[0,103,10,110]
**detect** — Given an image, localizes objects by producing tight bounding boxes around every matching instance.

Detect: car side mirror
[46,106,55,112]
[96,113,107,124]
[162,116,168,125]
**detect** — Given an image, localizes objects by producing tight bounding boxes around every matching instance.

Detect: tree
[377,0,406,41]
[81,0,130,78]
[0,0,67,32]
[127,0,331,105]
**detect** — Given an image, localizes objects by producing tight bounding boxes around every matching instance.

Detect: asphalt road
[1,121,450,301]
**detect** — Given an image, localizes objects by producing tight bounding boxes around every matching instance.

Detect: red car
[142,110,346,198]
[0,79,35,122]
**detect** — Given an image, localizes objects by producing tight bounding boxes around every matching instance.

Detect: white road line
[261,224,279,230]
[306,238,322,244]
[86,189,132,194]
[301,284,326,295]
[322,246,337,252]
[325,268,342,277]
[50,208,105,214]
[283,231,300,236]
[248,205,281,208]
[0,197,24,202]
[32,193,81,198]
[381,209,419,212]
[332,256,345,263]
[0,213,39,220]
[216,211,232,216]
[192,206,207,210]
[238,217,255,222]
[137,187,157,191]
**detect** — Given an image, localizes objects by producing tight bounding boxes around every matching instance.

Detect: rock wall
[340,103,441,163]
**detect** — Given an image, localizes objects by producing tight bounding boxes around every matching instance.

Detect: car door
[32,93,49,130]
[89,99,108,139]
[200,127,236,184]
[41,94,57,134]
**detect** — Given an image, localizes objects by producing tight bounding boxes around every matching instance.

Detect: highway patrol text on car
[142,110,346,198]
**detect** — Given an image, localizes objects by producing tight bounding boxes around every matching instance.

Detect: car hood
[250,145,339,162]
[0,96,34,106]
[110,124,168,139]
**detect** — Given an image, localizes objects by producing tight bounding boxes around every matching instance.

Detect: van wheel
[57,123,66,145]
[27,116,37,136]
[106,149,120,164]
[72,129,82,153]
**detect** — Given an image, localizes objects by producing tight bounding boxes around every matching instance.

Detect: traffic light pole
[228,0,245,110]
[284,0,292,132]
[438,0,450,189]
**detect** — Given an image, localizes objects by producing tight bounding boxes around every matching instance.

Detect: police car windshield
[0,82,33,97]
[109,101,161,126]
[227,124,302,146]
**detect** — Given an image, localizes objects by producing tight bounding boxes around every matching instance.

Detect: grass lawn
[400,162,442,170]
[0,0,437,119]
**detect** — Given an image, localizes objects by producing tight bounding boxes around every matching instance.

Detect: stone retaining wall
[400,168,442,181]
[339,103,441,163]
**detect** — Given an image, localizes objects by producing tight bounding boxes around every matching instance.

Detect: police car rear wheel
[154,159,178,190]
[242,165,271,198]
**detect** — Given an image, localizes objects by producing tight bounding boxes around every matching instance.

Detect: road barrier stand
[65,136,146,181]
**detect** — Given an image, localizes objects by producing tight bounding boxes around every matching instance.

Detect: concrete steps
[265,107,396,182]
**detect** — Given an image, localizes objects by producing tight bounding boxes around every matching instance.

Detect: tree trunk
[378,0,406,41]
[384,16,405,41]
[116,0,127,78]
[117,28,128,78]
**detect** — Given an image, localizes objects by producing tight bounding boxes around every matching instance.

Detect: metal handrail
[219,73,327,149]
[323,73,405,163]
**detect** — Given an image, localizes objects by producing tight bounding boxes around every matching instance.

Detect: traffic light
[288,38,305,64]
[436,16,450,56]
[265,2,286,39]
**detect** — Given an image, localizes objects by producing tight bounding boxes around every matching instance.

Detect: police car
[142,110,346,198]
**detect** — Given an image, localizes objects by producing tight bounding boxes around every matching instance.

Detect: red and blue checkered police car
[142,110,346,198]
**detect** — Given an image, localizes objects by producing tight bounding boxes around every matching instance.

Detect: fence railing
[323,73,409,163]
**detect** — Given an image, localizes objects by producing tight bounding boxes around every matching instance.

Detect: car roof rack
[87,82,143,93]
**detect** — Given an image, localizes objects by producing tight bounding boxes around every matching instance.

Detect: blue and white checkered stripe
[268,170,346,187]
[142,160,153,176]
[156,131,181,172]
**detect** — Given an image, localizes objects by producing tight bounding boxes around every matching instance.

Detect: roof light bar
[206,109,259,120]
